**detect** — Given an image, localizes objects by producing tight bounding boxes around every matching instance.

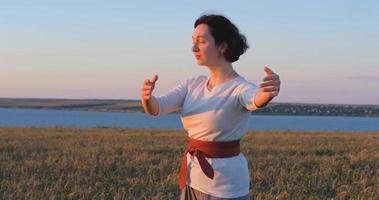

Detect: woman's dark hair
[194,14,249,62]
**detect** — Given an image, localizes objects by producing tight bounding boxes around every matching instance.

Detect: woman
[141,14,280,199]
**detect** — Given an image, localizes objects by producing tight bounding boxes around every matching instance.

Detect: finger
[261,86,277,92]
[141,95,150,101]
[269,91,279,97]
[150,75,159,83]
[143,86,154,92]
[260,81,280,88]
[264,67,274,76]
[143,90,151,95]
[142,88,152,93]
[262,74,279,82]
[142,91,151,96]
[142,87,153,92]
[142,85,153,90]
[260,80,278,88]
[143,79,151,85]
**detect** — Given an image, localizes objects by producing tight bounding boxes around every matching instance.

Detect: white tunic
[153,75,258,198]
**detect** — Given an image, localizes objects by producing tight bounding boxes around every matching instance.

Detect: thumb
[264,67,274,76]
[150,75,159,84]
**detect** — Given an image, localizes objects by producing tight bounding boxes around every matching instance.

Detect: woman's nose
[192,43,199,52]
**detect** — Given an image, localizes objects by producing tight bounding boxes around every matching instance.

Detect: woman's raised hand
[254,67,281,108]
[141,75,159,101]
[259,67,280,98]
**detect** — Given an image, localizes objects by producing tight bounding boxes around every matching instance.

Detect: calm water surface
[0,108,378,132]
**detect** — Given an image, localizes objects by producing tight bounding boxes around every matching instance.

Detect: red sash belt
[178,137,240,189]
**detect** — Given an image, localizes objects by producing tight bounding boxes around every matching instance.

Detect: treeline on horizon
[0,98,378,117]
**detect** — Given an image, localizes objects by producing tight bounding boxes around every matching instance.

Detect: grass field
[1,127,378,199]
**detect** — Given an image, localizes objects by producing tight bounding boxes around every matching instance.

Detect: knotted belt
[178,137,241,189]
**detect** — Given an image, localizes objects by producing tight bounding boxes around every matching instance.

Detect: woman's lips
[194,55,200,59]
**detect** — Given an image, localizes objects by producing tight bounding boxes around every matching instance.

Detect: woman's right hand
[141,75,159,101]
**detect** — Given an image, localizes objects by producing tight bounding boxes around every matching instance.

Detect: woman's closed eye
[192,41,205,45]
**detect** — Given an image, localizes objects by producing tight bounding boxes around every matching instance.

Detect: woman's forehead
[192,24,211,39]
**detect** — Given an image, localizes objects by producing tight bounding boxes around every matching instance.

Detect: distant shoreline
[1,98,378,117]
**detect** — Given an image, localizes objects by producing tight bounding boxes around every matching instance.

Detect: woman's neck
[206,62,238,89]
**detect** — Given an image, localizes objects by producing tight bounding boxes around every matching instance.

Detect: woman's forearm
[253,93,273,108]
[141,96,159,116]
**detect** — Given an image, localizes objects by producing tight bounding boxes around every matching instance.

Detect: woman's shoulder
[235,75,258,91]
[183,75,207,86]
[190,75,207,82]
[172,75,207,91]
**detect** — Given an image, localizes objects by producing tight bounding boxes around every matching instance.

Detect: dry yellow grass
[1,127,378,199]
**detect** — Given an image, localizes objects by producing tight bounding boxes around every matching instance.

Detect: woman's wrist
[254,93,273,108]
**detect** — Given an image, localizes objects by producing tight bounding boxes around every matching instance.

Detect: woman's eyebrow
[192,36,205,39]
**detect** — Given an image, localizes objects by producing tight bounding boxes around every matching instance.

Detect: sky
[1,0,378,105]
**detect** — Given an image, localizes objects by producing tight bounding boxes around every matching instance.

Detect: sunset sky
[1,1,378,105]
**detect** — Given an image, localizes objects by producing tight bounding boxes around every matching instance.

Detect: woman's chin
[195,60,205,65]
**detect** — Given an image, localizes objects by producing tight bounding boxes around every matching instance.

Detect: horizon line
[0,96,378,107]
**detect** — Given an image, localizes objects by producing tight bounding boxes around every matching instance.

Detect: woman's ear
[218,42,227,54]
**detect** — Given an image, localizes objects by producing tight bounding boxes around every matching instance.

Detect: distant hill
[0,98,378,117]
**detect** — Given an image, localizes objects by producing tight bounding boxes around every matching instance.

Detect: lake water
[0,108,378,132]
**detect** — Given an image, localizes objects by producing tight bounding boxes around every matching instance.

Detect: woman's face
[192,24,224,66]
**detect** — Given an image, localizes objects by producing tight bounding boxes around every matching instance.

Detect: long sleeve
[238,82,259,111]
[155,79,188,116]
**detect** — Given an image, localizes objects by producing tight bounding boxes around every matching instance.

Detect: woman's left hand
[254,67,281,108]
